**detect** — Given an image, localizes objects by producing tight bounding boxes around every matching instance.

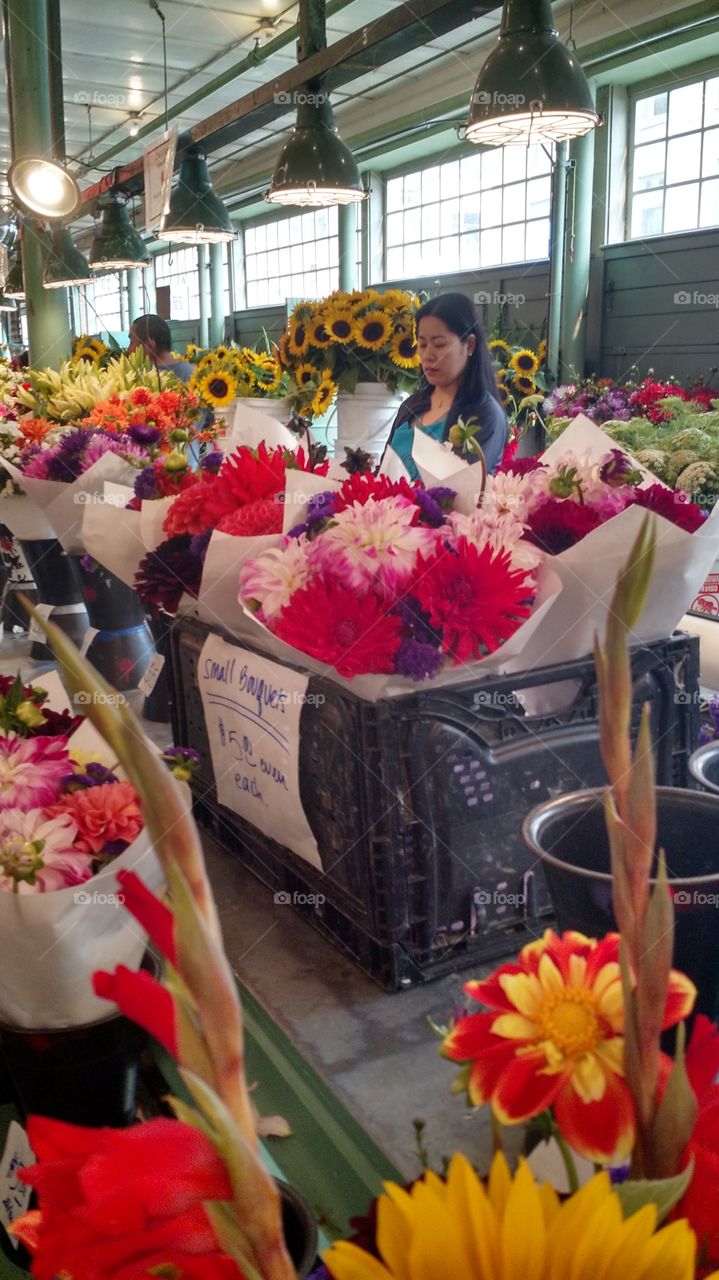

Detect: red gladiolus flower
[216,496,284,536]
[274,577,403,677]
[93,965,178,1056]
[116,869,176,962]
[412,537,534,663]
[672,1016,719,1274]
[13,1116,243,1280]
[442,929,696,1163]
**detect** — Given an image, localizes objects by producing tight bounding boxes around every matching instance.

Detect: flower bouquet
[0,665,177,1028]
[134,442,330,629]
[545,372,716,430]
[236,469,561,698]
[279,288,421,420]
[13,350,187,423]
[489,336,549,451]
[186,341,289,409]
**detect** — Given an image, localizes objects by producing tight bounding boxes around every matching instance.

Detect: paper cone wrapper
[190,529,283,637]
[4,455,142,555]
[221,406,298,454]
[0,494,55,541]
[0,830,164,1028]
[82,490,174,588]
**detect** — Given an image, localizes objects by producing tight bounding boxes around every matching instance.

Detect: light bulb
[27,166,65,209]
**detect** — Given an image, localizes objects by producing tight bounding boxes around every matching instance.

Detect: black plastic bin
[168,617,699,990]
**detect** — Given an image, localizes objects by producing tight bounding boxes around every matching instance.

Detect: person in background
[129,314,195,384]
[380,292,507,481]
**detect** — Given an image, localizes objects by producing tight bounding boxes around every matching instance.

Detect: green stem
[552,1123,580,1193]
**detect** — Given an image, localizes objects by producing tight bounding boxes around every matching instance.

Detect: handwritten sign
[0,1119,34,1247]
[198,634,321,869]
[145,127,177,232]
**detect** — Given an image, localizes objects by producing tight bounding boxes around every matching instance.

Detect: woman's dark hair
[131,313,172,353]
[414,292,504,430]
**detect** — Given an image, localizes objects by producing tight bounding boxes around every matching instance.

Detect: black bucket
[18,538,88,660]
[277,1179,318,1279]
[689,742,719,795]
[71,557,156,692]
[523,786,719,1018]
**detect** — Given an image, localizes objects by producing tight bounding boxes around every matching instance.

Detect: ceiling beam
[77,0,491,211]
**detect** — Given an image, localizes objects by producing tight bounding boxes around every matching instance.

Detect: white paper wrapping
[3,455,142,555]
[222,406,298,454]
[82,488,174,589]
[198,632,321,867]
[0,829,164,1029]
[189,530,283,637]
[0,495,54,541]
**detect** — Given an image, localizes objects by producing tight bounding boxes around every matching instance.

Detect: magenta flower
[0,807,92,893]
[0,735,71,812]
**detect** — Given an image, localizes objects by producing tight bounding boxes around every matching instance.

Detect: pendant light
[7,157,81,220]
[4,248,24,300]
[0,293,17,312]
[266,94,365,207]
[43,226,92,289]
[466,0,600,147]
[160,150,235,244]
[89,195,150,271]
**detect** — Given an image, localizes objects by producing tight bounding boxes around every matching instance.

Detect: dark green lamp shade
[89,197,149,271]
[466,0,600,146]
[43,227,92,289]
[160,154,234,244]
[4,251,24,300]
[267,99,365,207]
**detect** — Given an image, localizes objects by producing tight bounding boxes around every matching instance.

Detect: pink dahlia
[0,807,92,893]
[312,496,437,596]
[239,538,312,621]
[50,780,144,855]
[0,735,70,811]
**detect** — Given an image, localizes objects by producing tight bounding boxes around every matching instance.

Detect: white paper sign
[27,602,53,645]
[0,1121,34,1246]
[138,652,165,697]
[146,127,177,231]
[198,633,321,868]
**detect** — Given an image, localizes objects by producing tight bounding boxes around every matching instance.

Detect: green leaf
[614,1159,694,1223]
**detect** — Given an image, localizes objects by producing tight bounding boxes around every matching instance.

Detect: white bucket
[334,383,404,462]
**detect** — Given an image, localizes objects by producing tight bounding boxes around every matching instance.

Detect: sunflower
[509,348,540,376]
[311,377,337,417]
[323,1151,707,1280]
[392,311,415,334]
[195,353,214,374]
[538,338,548,365]
[199,371,238,408]
[86,337,107,358]
[288,315,311,358]
[277,331,291,367]
[515,374,537,395]
[390,328,419,369]
[295,362,317,387]
[495,367,508,384]
[350,288,381,313]
[184,343,199,360]
[73,345,100,363]
[497,383,510,407]
[378,288,413,313]
[325,307,356,344]
[354,311,392,351]
[213,345,229,360]
[308,315,332,348]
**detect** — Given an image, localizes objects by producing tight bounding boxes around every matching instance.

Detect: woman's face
[417,315,475,389]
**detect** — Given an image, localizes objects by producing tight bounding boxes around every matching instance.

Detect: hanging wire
[149,0,169,134]
[568,0,577,51]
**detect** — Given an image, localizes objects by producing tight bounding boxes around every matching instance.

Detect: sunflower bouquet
[71,335,109,365]
[279,288,422,420]
[186,342,289,411]
[489,338,549,443]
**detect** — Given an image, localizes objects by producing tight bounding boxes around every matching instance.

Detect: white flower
[482,469,544,520]
[239,536,312,621]
[450,509,542,576]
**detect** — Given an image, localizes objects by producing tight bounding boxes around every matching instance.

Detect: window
[384,147,552,278]
[84,272,125,333]
[629,74,719,237]
[154,247,201,320]
[244,208,339,306]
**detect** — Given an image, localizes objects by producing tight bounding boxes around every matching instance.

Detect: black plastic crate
[169,618,699,990]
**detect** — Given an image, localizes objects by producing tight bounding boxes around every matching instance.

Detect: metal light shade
[4,250,24,300]
[160,152,234,244]
[8,157,81,220]
[89,196,150,271]
[43,226,92,288]
[0,292,17,312]
[266,97,365,207]
[466,0,600,146]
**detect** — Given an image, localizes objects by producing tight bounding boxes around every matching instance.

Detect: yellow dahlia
[509,348,540,376]
[390,329,419,369]
[311,377,336,417]
[199,371,237,408]
[354,311,392,351]
[325,307,356,344]
[323,1152,708,1280]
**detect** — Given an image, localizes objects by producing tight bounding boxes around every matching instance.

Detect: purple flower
[162,747,201,764]
[599,449,642,488]
[395,637,444,680]
[200,450,224,472]
[414,487,455,527]
[393,595,441,647]
[80,554,97,573]
[189,527,212,562]
[134,467,160,500]
[62,762,120,792]
[699,695,719,745]
[128,422,161,446]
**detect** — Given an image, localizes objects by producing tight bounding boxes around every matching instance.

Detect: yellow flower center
[535,987,600,1057]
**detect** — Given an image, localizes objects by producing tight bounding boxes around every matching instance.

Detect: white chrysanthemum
[239,536,312,620]
[311,496,436,594]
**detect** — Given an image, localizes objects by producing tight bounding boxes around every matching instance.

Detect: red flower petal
[686,1016,719,1105]
[93,966,178,1057]
[663,968,697,1030]
[115,870,176,963]
[465,965,523,1012]
[491,1049,563,1123]
[553,1069,636,1162]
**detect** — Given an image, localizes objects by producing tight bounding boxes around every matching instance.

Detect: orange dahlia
[442,929,695,1163]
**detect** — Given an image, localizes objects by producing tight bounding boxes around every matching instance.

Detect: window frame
[240,206,341,307]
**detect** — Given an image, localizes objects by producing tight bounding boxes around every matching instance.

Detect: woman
[380,293,507,480]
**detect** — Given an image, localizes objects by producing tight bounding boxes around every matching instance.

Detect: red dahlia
[632,483,706,532]
[525,497,604,554]
[216,497,284,536]
[274,577,403,677]
[163,474,230,536]
[334,471,419,512]
[413,537,535,663]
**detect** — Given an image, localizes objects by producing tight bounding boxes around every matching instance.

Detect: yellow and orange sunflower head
[311,376,337,418]
[199,371,237,408]
[308,314,333,349]
[514,374,537,396]
[489,338,512,363]
[325,306,356,344]
[354,310,392,351]
[509,347,540,376]
[288,314,311,359]
[538,338,548,365]
[441,929,695,1163]
[390,327,419,370]
[323,1150,706,1280]
[295,362,317,387]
